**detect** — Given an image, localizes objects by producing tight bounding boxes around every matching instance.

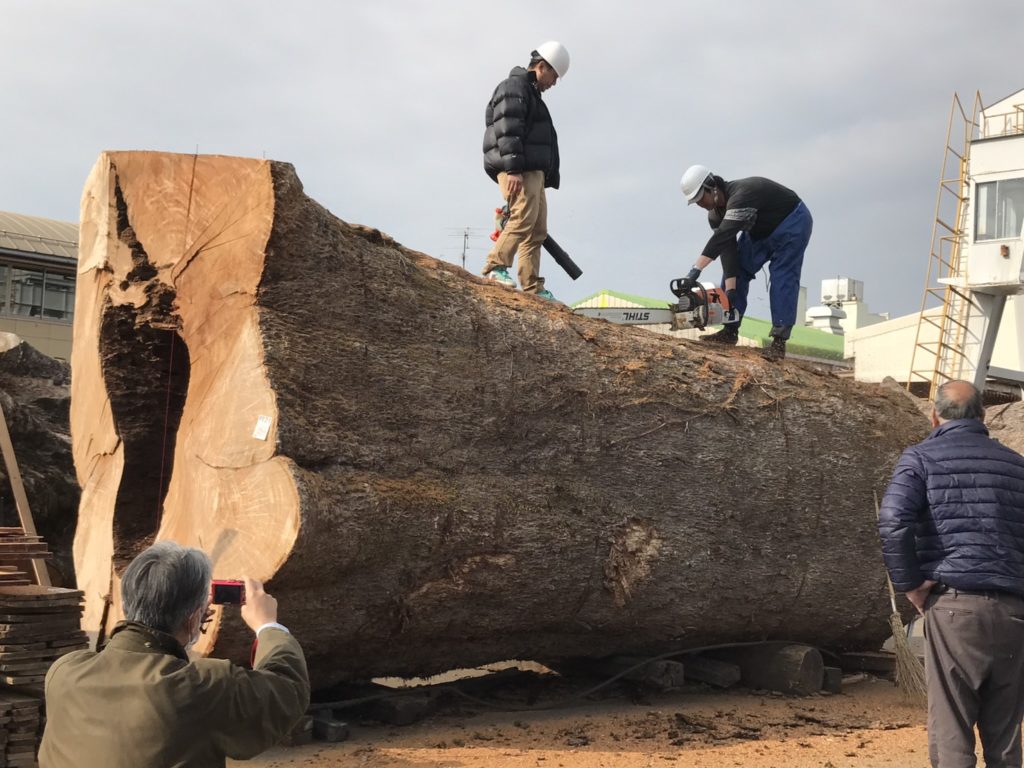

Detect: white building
[0,211,77,360]
[848,297,1024,385]
[804,278,888,336]
[845,89,1024,391]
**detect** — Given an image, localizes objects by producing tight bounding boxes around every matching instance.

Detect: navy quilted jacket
[878,418,1024,595]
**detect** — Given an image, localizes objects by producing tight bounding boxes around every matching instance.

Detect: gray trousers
[925,588,1024,767]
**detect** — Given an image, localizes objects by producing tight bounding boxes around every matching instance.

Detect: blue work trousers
[725,201,812,340]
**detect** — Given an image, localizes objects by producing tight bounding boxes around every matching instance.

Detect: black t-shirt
[702,177,801,270]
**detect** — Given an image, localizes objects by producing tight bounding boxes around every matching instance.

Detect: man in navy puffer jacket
[879,379,1024,768]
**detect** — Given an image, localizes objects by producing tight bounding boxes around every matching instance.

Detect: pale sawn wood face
[72,152,299,655]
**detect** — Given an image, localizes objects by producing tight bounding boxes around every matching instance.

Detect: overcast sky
[3,1,1023,320]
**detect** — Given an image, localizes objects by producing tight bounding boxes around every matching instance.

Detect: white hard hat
[535,41,570,78]
[680,164,713,205]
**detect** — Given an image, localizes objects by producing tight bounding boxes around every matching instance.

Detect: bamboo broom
[875,492,927,702]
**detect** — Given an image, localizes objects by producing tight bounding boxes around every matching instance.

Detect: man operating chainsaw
[677,166,813,361]
[481,41,569,300]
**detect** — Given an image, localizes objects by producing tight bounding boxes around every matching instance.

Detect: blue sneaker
[486,267,515,287]
[536,289,556,301]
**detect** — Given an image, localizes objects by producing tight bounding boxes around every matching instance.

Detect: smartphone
[211,579,246,605]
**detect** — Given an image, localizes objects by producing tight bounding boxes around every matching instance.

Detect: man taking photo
[40,541,310,767]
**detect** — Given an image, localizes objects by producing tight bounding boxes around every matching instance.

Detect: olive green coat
[39,622,310,767]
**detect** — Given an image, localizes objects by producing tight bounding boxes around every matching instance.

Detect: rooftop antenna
[447,227,488,270]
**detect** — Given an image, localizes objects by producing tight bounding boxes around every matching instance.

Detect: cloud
[3,0,1024,319]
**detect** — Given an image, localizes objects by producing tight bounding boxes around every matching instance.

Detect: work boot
[485,267,515,288]
[762,337,787,362]
[699,325,739,345]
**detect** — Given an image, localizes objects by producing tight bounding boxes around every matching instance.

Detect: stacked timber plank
[0,587,85,766]
[0,531,47,588]
[0,530,50,561]
[0,692,42,766]
[0,586,87,686]
[0,571,29,590]
[0,586,85,767]
[0,528,84,765]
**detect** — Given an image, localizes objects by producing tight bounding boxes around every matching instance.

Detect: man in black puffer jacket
[879,380,1024,768]
[481,41,568,300]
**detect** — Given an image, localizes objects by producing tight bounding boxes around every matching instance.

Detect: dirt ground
[234,677,966,768]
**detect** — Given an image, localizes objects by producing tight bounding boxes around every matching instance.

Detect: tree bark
[988,400,1024,455]
[71,151,929,687]
[0,341,76,585]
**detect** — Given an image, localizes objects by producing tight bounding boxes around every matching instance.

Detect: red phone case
[211,579,246,605]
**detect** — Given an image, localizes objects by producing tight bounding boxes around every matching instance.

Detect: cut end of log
[72,152,301,649]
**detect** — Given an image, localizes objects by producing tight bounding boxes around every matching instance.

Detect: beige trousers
[483,170,546,293]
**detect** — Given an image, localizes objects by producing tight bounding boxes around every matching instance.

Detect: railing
[981,102,1024,138]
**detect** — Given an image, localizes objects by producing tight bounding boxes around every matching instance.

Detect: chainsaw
[573,280,739,331]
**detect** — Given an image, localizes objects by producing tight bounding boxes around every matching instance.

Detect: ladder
[907,92,983,398]
[0,402,51,586]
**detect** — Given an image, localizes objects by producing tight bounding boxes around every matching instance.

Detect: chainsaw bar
[572,305,727,330]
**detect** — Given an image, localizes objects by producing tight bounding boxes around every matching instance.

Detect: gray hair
[934,380,984,421]
[121,541,212,635]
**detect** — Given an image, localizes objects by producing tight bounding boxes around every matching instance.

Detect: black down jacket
[878,419,1024,596]
[483,67,560,189]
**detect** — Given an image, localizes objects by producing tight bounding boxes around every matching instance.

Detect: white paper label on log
[252,415,272,441]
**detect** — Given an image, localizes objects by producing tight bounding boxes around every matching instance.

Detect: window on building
[975,178,1024,241]
[42,271,75,321]
[0,263,75,323]
[10,267,44,317]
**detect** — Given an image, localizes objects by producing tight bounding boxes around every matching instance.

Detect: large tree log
[71,151,929,687]
[989,401,1024,455]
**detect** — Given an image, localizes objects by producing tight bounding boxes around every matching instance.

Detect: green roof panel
[572,289,672,309]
